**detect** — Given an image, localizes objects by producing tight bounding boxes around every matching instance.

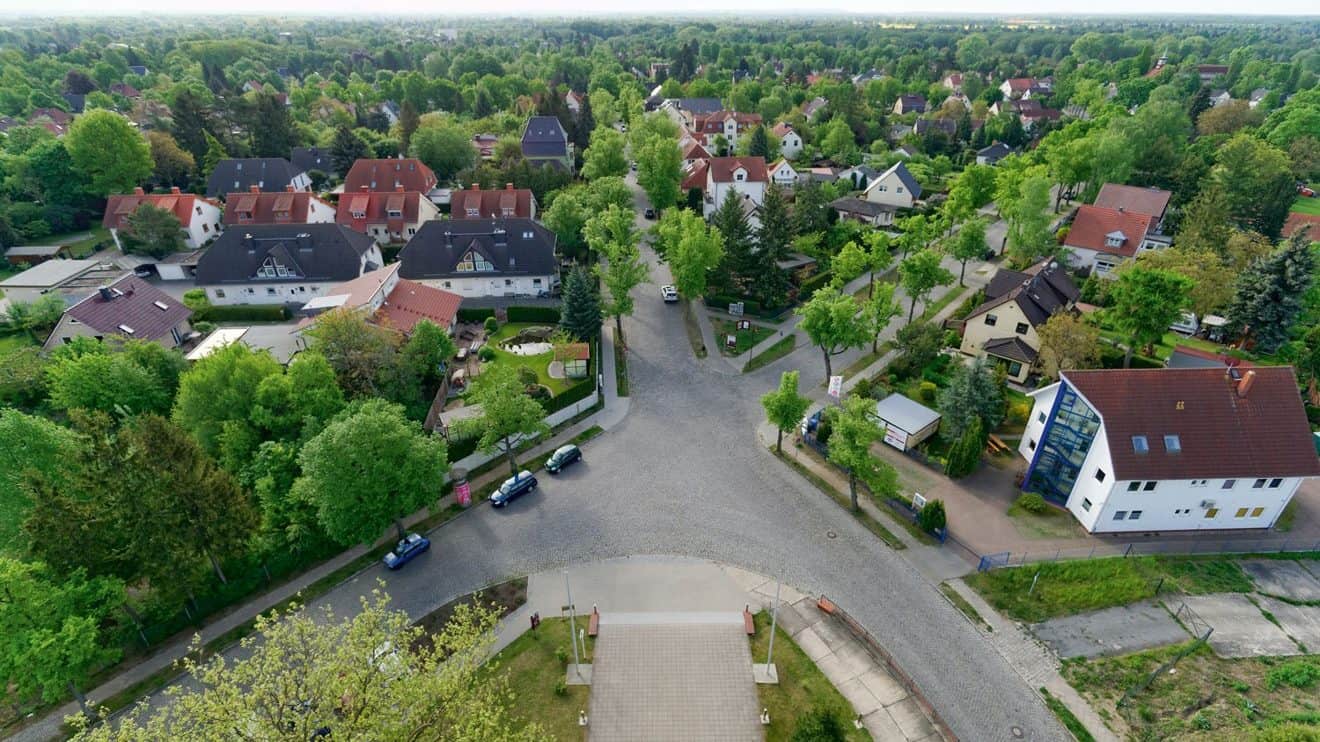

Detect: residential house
[682,139,712,169]
[692,111,762,151]
[1248,88,1270,109]
[374,101,400,126]
[471,133,499,160]
[703,156,768,220]
[103,187,224,251]
[1017,367,1320,532]
[342,158,438,194]
[449,183,538,220]
[127,65,148,76]
[398,218,559,298]
[976,141,1014,166]
[852,69,886,86]
[999,78,1038,99]
[1208,89,1232,108]
[1197,65,1229,83]
[659,98,725,130]
[860,162,922,210]
[565,91,583,118]
[941,72,965,92]
[773,122,803,159]
[337,187,440,244]
[959,260,1079,383]
[768,158,799,188]
[43,275,192,350]
[194,223,382,306]
[892,94,928,115]
[297,262,461,336]
[0,258,125,305]
[291,146,337,177]
[1093,184,1172,232]
[222,187,336,227]
[1063,204,1162,277]
[837,165,879,191]
[520,116,573,171]
[206,158,310,199]
[830,197,896,228]
[994,99,1061,129]
[681,159,710,199]
[802,96,828,120]
[914,118,956,139]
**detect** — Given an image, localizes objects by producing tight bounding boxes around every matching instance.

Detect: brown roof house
[1093,184,1172,232]
[1017,366,1320,532]
[103,187,224,253]
[1062,204,1165,278]
[342,158,438,195]
[43,275,193,350]
[336,187,441,245]
[297,263,462,336]
[703,156,768,221]
[223,186,336,226]
[959,260,1080,383]
[450,183,537,220]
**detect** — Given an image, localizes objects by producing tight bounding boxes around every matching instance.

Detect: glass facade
[1023,383,1101,505]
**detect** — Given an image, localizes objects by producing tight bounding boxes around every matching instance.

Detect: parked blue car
[490,470,538,507]
[382,533,430,570]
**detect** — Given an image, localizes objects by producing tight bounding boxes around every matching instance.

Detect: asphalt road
[121,182,1065,741]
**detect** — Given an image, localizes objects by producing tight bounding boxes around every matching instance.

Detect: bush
[458,307,496,323]
[483,316,500,334]
[478,346,497,362]
[942,329,962,348]
[517,367,538,386]
[789,709,846,742]
[506,306,561,323]
[918,381,938,402]
[192,304,288,322]
[797,270,834,301]
[553,678,568,697]
[1015,492,1049,514]
[182,288,210,311]
[191,320,216,335]
[526,384,551,400]
[554,645,569,664]
[1007,400,1031,425]
[1266,659,1320,690]
[918,499,947,534]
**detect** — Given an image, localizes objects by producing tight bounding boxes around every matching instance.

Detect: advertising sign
[729,302,745,316]
[455,479,471,507]
[827,375,843,399]
[882,425,907,450]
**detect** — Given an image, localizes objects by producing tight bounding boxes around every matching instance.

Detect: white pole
[766,579,781,665]
[565,571,582,677]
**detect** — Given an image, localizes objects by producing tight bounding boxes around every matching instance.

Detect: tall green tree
[119,202,185,258]
[997,168,1055,267]
[797,285,866,380]
[1036,312,1102,379]
[409,115,476,180]
[1108,266,1193,365]
[762,370,811,453]
[898,249,954,322]
[302,308,400,398]
[2,293,65,340]
[861,282,901,354]
[597,233,650,340]
[455,365,549,477]
[1175,185,1232,256]
[46,348,173,416]
[173,342,282,454]
[937,357,1004,440]
[1225,233,1316,353]
[0,410,78,549]
[944,416,985,479]
[200,130,228,180]
[559,266,603,341]
[712,189,756,296]
[294,400,447,544]
[64,109,152,196]
[1211,133,1296,239]
[581,126,628,180]
[397,99,420,155]
[331,125,371,176]
[634,132,682,213]
[146,131,195,189]
[745,125,771,158]
[947,218,987,286]
[657,208,725,299]
[250,91,294,158]
[249,352,346,442]
[826,394,898,512]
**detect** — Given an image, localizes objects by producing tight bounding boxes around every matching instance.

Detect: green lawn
[29,226,111,258]
[749,610,870,742]
[486,617,593,741]
[712,318,776,356]
[964,556,1252,623]
[486,323,589,396]
[744,334,797,373]
[1098,327,1229,362]
[1291,193,1320,216]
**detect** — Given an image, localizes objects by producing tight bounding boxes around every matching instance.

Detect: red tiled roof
[450,185,535,219]
[1063,367,1320,481]
[682,140,711,161]
[1283,212,1320,240]
[222,189,330,225]
[692,111,762,134]
[378,279,462,334]
[1094,184,1171,219]
[336,190,426,230]
[1003,77,1034,93]
[707,156,768,184]
[771,122,794,138]
[102,189,216,230]
[64,274,191,342]
[342,158,437,194]
[682,159,709,191]
[1063,205,1153,257]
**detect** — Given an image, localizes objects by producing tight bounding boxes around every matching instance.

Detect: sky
[1,0,1317,17]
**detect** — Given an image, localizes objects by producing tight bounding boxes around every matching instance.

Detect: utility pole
[565,571,582,679]
[766,579,781,666]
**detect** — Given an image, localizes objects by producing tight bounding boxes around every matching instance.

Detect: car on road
[545,444,582,474]
[490,470,538,507]
[382,533,430,569]
[660,285,679,303]
[644,207,656,219]
[1299,183,1316,197]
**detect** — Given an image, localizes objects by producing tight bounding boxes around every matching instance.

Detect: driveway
[86,179,1065,742]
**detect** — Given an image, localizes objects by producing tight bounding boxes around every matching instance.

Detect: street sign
[730,302,744,316]
[726,334,738,349]
[912,492,928,511]
[827,375,843,399]
[737,319,751,330]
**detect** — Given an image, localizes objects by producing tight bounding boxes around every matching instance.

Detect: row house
[337,187,440,245]
[103,187,223,252]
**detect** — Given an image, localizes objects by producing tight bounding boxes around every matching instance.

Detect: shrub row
[457,307,496,323]
[192,305,289,322]
[543,375,597,415]
[506,306,561,323]
[797,270,834,301]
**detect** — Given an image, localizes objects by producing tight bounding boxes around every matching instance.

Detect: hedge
[543,376,597,414]
[798,270,834,301]
[193,305,289,322]
[705,295,762,315]
[457,307,496,322]
[506,306,561,323]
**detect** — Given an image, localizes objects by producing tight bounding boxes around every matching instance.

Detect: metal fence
[970,536,1320,572]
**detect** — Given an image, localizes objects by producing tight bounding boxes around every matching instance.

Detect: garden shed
[874,393,941,451]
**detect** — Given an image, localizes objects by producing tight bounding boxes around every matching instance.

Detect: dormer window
[1105,230,1126,248]
[1164,435,1181,453]
[502,208,514,217]
[257,256,291,279]
[274,210,289,221]
[455,249,494,272]
[387,208,402,218]
[734,170,746,182]
[238,210,252,222]
[1132,435,1149,454]
[466,207,480,217]
[351,209,366,219]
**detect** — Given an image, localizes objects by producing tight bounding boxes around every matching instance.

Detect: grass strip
[939,583,992,632]
[917,285,967,324]
[749,610,869,741]
[744,334,796,373]
[839,341,894,381]
[1039,687,1096,742]
[772,448,905,550]
[682,299,707,358]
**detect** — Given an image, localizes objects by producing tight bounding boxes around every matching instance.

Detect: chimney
[1236,370,1257,398]
[286,185,295,192]
[250,185,260,193]
[133,187,145,195]
[396,185,405,193]
[360,185,370,192]
[98,286,113,301]
[506,183,514,191]
[472,183,480,191]
[170,186,181,195]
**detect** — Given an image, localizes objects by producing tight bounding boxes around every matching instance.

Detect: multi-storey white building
[1018,367,1320,533]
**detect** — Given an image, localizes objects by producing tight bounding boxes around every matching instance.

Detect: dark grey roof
[291,147,336,176]
[674,98,724,114]
[914,118,956,137]
[521,116,569,158]
[879,162,922,200]
[64,274,191,341]
[977,141,1013,160]
[194,224,376,286]
[206,158,306,198]
[830,197,894,218]
[982,336,1037,363]
[398,219,557,280]
[62,93,85,113]
[986,268,1031,299]
[969,260,1078,327]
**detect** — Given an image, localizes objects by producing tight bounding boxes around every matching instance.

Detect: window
[1143,481,1157,491]
[896,186,904,194]
[1269,478,1282,489]
[1114,511,1127,520]
[1253,478,1267,489]
[1129,511,1142,520]
[877,185,888,192]
[984,313,997,326]
[1222,479,1237,490]
[215,289,226,298]
[1007,361,1023,377]
[504,279,512,286]
[466,208,480,218]
[387,209,402,218]
[443,281,451,288]
[1191,479,1208,487]
[1095,469,1106,483]
[1028,438,1036,451]
[1164,435,1181,453]
[266,287,277,295]
[1174,508,1191,516]
[1015,322,1029,335]
[1204,508,1219,519]
[533,278,543,285]
[1037,411,1046,424]
[1132,435,1149,454]
[1250,507,1264,518]
[1235,507,1248,518]
[455,249,494,272]
[1081,498,1092,511]
[1127,481,1141,492]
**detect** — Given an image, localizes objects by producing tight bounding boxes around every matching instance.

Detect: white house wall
[415,274,555,298]
[1018,383,1059,461]
[1062,420,1114,532]
[1089,476,1302,533]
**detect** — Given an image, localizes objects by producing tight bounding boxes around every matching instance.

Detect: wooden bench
[743,608,755,635]
[587,607,600,637]
[986,434,1011,454]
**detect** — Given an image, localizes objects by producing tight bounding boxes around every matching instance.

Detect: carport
[873,394,941,452]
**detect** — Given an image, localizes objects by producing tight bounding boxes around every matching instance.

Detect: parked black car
[490,471,538,507]
[545,444,582,474]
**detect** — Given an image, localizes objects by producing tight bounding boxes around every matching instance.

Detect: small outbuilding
[874,393,942,451]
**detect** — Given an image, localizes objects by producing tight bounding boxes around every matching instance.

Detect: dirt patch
[410,577,528,654]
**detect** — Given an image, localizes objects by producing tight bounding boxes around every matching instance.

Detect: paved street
[43,179,1065,741]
